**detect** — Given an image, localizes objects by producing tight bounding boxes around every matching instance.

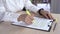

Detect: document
[12,17,53,31]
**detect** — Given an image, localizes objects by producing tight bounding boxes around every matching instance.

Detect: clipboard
[12,17,53,32]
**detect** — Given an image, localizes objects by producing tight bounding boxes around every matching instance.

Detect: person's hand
[25,13,35,25]
[17,13,35,25]
[25,15,33,24]
[17,14,27,22]
[39,10,54,20]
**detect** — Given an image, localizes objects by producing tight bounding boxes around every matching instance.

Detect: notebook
[12,17,53,32]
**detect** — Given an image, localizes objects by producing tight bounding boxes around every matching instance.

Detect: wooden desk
[0,13,60,34]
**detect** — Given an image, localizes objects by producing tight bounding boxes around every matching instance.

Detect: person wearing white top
[0,0,54,24]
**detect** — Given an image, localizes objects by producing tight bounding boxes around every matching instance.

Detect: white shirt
[0,0,50,22]
[0,0,41,22]
[4,0,40,13]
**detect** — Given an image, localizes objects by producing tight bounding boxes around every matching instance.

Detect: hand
[17,14,27,22]
[25,13,35,25]
[17,13,35,25]
[39,10,54,20]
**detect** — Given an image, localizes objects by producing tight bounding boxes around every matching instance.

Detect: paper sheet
[12,17,53,31]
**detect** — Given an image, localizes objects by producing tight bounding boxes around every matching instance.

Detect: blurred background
[51,0,60,14]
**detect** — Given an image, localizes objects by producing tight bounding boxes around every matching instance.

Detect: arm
[24,0,40,13]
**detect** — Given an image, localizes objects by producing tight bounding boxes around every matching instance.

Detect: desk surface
[0,14,60,34]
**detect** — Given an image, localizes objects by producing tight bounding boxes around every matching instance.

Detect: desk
[0,13,60,34]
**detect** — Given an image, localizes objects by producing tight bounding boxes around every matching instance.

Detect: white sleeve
[0,0,6,12]
[5,0,24,12]
[24,0,40,13]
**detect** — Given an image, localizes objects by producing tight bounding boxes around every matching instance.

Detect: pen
[26,10,31,16]
[26,10,35,23]
[53,19,57,32]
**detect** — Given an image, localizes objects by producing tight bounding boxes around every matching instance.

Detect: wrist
[37,8,44,14]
